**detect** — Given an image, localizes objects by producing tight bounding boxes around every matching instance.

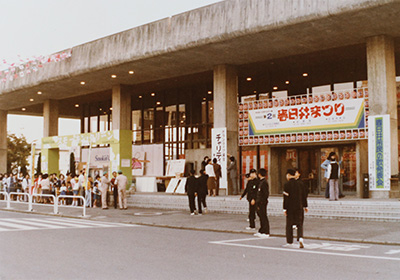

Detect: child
[185,170,198,215]
[93,182,100,208]
[60,182,67,205]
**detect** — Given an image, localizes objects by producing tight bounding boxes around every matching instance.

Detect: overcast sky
[2,0,222,142]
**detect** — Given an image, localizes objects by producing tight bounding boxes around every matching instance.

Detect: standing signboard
[368,115,391,190]
[212,127,228,191]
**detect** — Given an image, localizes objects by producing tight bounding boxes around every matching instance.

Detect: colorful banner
[212,127,228,190]
[368,115,391,190]
[239,88,369,146]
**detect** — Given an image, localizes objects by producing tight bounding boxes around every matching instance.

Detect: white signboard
[82,147,109,167]
[212,127,228,190]
[166,160,186,177]
[368,115,391,190]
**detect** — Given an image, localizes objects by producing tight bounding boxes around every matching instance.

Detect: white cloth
[115,174,128,190]
[205,164,216,178]
[40,178,50,191]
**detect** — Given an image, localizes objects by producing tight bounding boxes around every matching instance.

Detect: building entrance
[275,144,357,196]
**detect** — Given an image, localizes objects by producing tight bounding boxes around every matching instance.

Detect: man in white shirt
[100,172,111,209]
[115,170,128,210]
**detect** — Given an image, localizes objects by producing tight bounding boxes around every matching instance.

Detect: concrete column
[42,100,59,174]
[112,85,132,130]
[213,65,238,195]
[111,85,132,184]
[0,110,7,174]
[43,100,59,137]
[367,35,398,198]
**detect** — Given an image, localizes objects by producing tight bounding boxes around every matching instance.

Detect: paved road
[0,211,399,280]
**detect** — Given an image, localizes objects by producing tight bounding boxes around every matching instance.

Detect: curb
[2,208,400,246]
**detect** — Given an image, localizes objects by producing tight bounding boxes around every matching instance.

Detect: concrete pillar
[111,85,132,185]
[43,100,59,137]
[367,35,398,198]
[213,65,238,195]
[112,85,132,130]
[42,100,59,174]
[0,110,7,174]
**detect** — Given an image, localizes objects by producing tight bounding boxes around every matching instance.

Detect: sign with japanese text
[238,88,369,146]
[212,127,228,190]
[368,115,391,190]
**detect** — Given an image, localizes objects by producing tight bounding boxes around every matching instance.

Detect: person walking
[325,154,341,201]
[100,171,111,209]
[254,168,270,238]
[197,169,208,214]
[212,158,222,196]
[240,169,258,230]
[115,170,128,210]
[205,159,217,197]
[185,170,198,215]
[283,169,308,248]
[228,155,238,195]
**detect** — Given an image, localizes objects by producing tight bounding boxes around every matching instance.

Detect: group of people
[240,168,308,248]
[0,169,129,210]
[201,154,239,196]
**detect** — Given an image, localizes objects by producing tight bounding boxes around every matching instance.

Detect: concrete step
[127,193,400,222]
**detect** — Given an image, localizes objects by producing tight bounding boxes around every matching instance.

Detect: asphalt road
[0,211,399,280]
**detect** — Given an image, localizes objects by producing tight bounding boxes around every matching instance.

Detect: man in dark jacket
[240,169,258,230]
[283,169,308,248]
[185,170,198,215]
[197,169,208,214]
[212,158,222,196]
[254,168,270,238]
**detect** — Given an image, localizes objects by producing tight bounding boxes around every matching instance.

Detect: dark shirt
[283,178,308,211]
[197,174,208,195]
[241,178,259,202]
[185,176,198,196]
[330,162,339,179]
[256,178,269,205]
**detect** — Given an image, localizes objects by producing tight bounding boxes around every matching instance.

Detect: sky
[1,0,222,143]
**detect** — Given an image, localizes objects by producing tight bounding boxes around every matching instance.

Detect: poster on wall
[212,127,228,190]
[368,115,391,191]
[132,144,163,176]
[166,160,186,177]
[132,151,145,176]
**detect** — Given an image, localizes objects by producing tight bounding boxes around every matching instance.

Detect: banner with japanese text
[368,115,391,190]
[212,127,228,190]
[238,88,369,146]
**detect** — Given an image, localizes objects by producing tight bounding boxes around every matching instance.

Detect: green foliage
[7,134,31,174]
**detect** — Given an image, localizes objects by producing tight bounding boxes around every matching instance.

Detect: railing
[0,192,87,217]
[55,195,86,217]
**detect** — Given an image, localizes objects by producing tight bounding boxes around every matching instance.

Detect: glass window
[99,115,108,132]
[90,116,98,133]
[241,146,258,189]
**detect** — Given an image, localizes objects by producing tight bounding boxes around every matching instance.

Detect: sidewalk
[2,201,400,246]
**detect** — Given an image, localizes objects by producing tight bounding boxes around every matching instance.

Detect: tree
[36,153,41,174]
[7,133,31,174]
[69,152,76,177]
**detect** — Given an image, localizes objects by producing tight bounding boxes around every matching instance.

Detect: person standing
[205,159,217,197]
[240,169,258,230]
[283,169,308,248]
[21,174,31,202]
[185,170,198,215]
[197,169,208,214]
[254,168,270,238]
[325,154,341,201]
[115,170,128,210]
[321,152,345,198]
[100,171,111,209]
[228,155,238,195]
[201,156,209,171]
[212,158,222,196]
[110,171,118,209]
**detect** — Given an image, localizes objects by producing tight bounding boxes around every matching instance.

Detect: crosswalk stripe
[2,219,64,229]
[23,218,94,228]
[48,218,124,227]
[0,220,37,231]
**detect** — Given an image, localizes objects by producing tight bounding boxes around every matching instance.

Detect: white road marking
[0,218,140,232]
[209,238,400,262]
[385,250,400,255]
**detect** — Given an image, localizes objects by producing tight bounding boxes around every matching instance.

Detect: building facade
[1,0,400,198]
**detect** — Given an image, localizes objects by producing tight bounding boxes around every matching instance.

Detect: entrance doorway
[275,144,357,196]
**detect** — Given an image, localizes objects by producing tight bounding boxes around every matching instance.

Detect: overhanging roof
[1,0,400,115]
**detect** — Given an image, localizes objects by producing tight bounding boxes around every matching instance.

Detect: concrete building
[1,0,400,198]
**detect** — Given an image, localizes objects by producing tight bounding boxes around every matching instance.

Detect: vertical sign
[212,127,228,190]
[368,115,391,190]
